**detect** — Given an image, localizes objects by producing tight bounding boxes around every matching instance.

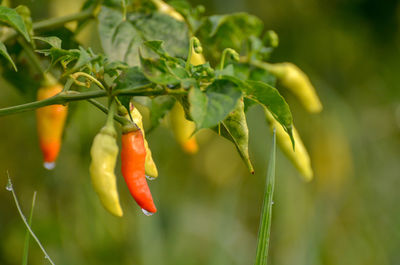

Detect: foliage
[0,0,324,264]
[0,0,303,172]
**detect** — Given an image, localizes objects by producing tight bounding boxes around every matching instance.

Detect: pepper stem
[106,99,116,129]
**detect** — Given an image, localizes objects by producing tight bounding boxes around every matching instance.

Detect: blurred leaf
[98,7,190,66]
[139,53,180,85]
[0,41,17,71]
[103,60,129,77]
[143,40,167,57]
[245,80,293,141]
[168,0,203,31]
[146,95,176,132]
[34,36,62,49]
[248,67,276,86]
[1,53,40,99]
[189,78,242,129]
[115,66,153,111]
[15,5,33,44]
[197,13,263,61]
[68,47,95,73]
[131,12,190,59]
[254,129,276,265]
[98,6,143,66]
[0,6,30,41]
[214,98,254,173]
[232,62,276,87]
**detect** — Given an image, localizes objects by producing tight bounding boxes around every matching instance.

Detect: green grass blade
[254,128,276,265]
[22,191,37,265]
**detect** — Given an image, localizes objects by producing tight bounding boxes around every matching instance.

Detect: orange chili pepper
[36,83,67,169]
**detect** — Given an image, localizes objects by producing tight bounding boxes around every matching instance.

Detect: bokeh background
[1,0,400,264]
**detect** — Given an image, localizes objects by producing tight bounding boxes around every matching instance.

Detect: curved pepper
[264,108,313,181]
[266,62,322,113]
[36,83,68,169]
[89,125,123,217]
[128,106,158,179]
[121,128,157,214]
[170,102,198,154]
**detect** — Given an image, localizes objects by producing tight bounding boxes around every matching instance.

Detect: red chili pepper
[121,129,157,213]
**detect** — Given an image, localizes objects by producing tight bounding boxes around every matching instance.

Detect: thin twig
[86,98,130,125]
[70,72,105,90]
[6,173,56,265]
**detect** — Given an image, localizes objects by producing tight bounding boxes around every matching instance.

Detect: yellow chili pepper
[170,102,198,154]
[128,106,158,179]
[264,108,313,181]
[266,62,323,113]
[190,51,206,66]
[89,125,123,217]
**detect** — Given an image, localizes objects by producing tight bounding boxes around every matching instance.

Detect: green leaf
[98,6,143,66]
[254,129,276,265]
[104,60,129,77]
[115,66,153,111]
[1,58,40,100]
[139,53,181,85]
[197,13,263,61]
[69,47,94,72]
[144,95,176,132]
[0,41,17,71]
[115,66,152,91]
[189,78,242,129]
[143,40,167,57]
[131,12,190,59]
[231,63,277,87]
[15,5,33,44]
[98,7,190,66]
[168,0,203,32]
[248,67,276,86]
[34,36,62,49]
[245,80,293,141]
[0,6,30,41]
[214,98,254,173]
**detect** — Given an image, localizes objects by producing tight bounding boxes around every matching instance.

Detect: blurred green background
[1,0,400,264]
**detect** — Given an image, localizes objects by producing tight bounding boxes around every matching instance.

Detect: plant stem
[106,99,116,127]
[70,72,105,90]
[248,60,274,72]
[33,9,95,32]
[0,86,187,117]
[86,99,129,125]
[6,175,56,265]
[0,90,106,117]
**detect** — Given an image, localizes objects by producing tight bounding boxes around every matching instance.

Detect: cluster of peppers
[34,0,323,216]
[35,76,196,216]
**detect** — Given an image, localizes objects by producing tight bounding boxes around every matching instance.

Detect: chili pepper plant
[0,0,322,264]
